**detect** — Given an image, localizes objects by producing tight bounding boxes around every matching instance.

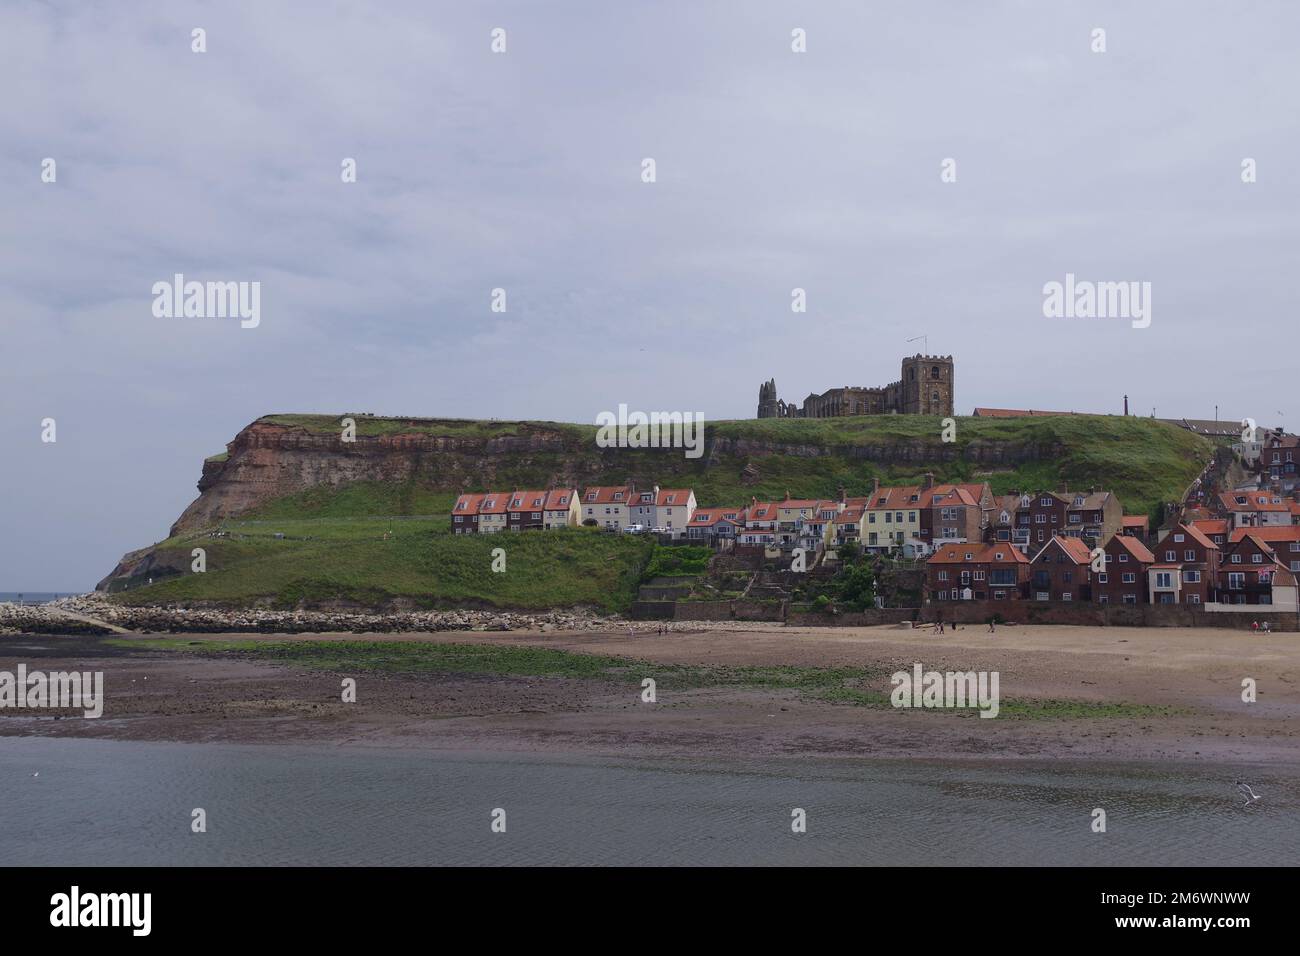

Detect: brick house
[927,541,1030,602]
[506,490,548,531]
[1093,533,1154,605]
[1217,533,1291,605]
[1121,515,1149,542]
[1147,522,1219,604]
[1028,535,1094,602]
[919,484,987,544]
[1227,526,1300,575]
[1016,491,1070,551]
[451,492,486,534]
[1188,518,1230,548]
[1063,490,1123,546]
[988,494,1031,552]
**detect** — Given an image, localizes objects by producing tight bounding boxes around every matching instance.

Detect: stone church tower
[899,355,955,416]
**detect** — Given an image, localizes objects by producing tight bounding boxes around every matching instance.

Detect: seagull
[1235,780,1261,806]
[32,772,38,778]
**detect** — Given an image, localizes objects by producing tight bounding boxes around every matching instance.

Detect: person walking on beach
[987,617,996,634]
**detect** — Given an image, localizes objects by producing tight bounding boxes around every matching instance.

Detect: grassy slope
[114,413,1208,610]
[114,519,655,612]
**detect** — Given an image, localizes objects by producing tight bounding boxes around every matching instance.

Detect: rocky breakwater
[3,595,623,636]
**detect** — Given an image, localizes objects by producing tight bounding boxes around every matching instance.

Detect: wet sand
[1,623,1296,765]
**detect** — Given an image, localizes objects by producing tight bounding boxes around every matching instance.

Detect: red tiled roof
[453,493,486,514]
[1218,490,1292,512]
[1035,535,1093,563]
[583,485,633,505]
[507,490,548,512]
[656,488,693,506]
[543,488,577,511]
[1111,534,1155,563]
[478,492,510,515]
[1177,522,1219,551]
[973,407,1081,418]
[866,485,923,510]
[928,542,1029,565]
[1228,526,1300,544]
[1122,515,1149,529]
[1189,518,1230,537]
[919,484,979,508]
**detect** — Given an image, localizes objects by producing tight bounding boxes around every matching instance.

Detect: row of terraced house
[927,484,1300,608]
[451,485,698,534]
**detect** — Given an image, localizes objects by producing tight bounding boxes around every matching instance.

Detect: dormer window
[1174,534,1185,542]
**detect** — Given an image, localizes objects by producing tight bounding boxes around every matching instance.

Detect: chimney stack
[872,477,880,498]
[922,473,934,490]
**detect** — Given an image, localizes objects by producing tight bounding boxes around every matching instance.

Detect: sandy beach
[2,622,1296,766]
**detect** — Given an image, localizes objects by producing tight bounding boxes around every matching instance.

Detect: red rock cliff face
[169,418,1067,536]
[170,420,584,534]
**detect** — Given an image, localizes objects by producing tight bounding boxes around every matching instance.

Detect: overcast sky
[3,0,1297,590]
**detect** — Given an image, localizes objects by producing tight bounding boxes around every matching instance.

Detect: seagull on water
[1235,780,1261,806]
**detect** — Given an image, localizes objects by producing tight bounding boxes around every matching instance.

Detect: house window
[1118,553,1128,562]
[1122,573,1135,583]
[1185,571,1200,583]
[1229,572,1244,589]
[1098,594,1109,604]
[1185,550,1195,561]
[1252,554,1263,563]
[1098,573,1108,583]
[1174,534,1185,542]
[1123,594,1137,604]
[1155,572,1173,588]
[1231,554,1242,564]
[1165,551,1176,562]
